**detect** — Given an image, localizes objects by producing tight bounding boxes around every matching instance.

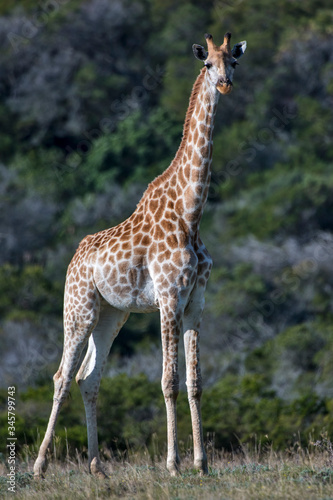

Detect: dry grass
[1,438,333,499]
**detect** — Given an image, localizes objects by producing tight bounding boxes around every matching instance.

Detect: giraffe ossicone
[33,32,246,479]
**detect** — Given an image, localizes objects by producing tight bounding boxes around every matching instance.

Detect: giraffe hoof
[167,461,180,476]
[33,456,48,478]
[90,457,108,479]
[194,458,208,475]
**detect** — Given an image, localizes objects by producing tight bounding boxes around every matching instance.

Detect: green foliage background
[0,0,333,458]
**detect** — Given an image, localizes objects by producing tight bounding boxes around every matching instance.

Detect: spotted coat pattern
[34,32,246,478]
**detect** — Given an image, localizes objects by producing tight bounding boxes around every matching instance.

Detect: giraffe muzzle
[216,77,233,95]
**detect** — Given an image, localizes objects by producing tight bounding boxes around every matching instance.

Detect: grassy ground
[1,442,333,500]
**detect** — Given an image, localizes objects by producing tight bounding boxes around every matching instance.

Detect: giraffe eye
[205,62,212,69]
[231,60,239,69]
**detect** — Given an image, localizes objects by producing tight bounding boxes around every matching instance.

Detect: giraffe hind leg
[75,305,129,478]
[33,305,99,478]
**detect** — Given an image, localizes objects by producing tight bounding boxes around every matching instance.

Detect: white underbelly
[95,273,159,313]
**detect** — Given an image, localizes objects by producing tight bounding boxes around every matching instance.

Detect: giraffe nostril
[218,77,232,87]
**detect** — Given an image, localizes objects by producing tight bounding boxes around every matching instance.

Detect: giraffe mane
[174,66,207,164]
[137,66,207,206]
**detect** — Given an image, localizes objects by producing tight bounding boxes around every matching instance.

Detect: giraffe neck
[170,67,219,231]
[139,67,219,233]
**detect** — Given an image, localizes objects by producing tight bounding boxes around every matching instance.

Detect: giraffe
[34,32,246,478]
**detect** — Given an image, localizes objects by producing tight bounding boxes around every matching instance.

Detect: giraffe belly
[94,270,159,313]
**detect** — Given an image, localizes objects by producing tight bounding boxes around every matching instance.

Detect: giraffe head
[193,32,247,95]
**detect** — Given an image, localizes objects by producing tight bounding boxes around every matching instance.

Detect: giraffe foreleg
[183,289,208,475]
[75,305,129,478]
[160,297,181,476]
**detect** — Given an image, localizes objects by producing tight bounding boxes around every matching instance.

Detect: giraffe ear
[231,40,247,59]
[192,44,208,61]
